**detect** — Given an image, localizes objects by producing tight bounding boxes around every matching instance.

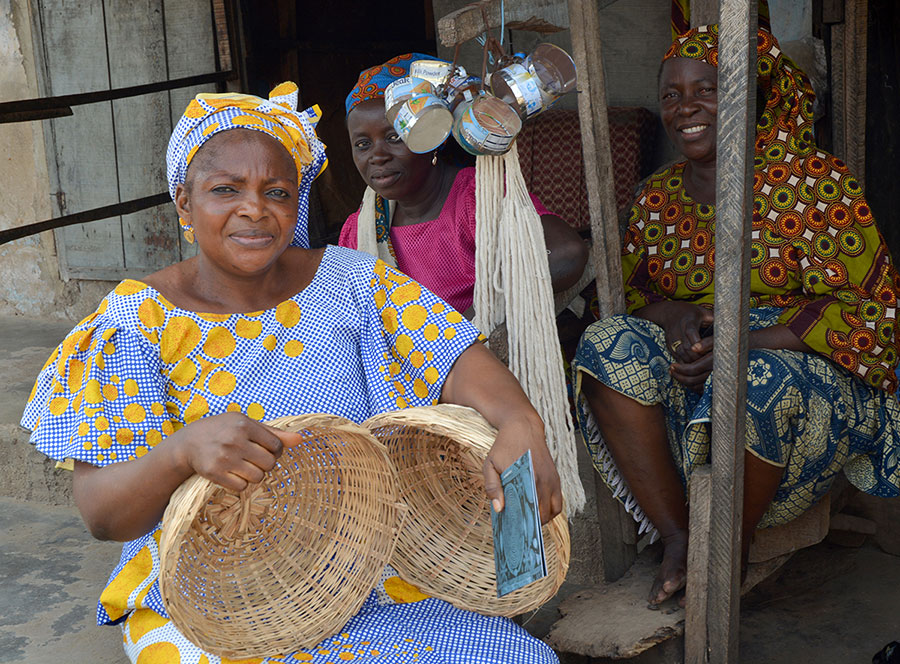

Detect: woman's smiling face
[175,129,299,278]
[659,57,719,164]
[346,98,434,201]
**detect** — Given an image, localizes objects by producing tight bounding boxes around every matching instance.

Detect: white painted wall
[0,0,119,321]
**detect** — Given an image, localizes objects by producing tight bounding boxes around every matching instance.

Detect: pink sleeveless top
[339,167,551,313]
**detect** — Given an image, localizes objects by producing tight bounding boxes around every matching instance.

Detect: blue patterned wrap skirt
[572,308,900,538]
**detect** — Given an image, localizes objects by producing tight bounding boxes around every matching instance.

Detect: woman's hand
[74,413,295,542]
[636,300,714,363]
[669,344,714,393]
[483,416,563,525]
[636,301,715,392]
[441,342,563,524]
[170,413,287,492]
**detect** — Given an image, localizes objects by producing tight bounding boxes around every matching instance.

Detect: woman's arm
[541,214,589,293]
[440,342,563,524]
[73,413,288,541]
[748,324,812,352]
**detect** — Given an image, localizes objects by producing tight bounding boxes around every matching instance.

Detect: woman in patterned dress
[21,83,562,664]
[573,25,900,606]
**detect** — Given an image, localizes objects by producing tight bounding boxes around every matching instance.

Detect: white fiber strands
[472,155,506,337]
[473,147,586,516]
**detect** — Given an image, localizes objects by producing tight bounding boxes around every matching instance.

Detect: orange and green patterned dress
[572,24,900,539]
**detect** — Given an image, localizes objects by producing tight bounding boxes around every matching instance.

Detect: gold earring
[432,151,438,166]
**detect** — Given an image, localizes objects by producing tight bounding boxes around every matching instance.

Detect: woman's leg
[741,452,786,574]
[580,374,689,604]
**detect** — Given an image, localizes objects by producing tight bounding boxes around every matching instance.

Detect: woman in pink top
[340,53,589,318]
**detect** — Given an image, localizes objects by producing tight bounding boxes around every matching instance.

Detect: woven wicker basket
[159,414,402,659]
[364,404,570,616]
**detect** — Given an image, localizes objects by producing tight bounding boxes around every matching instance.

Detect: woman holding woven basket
[573,24,900,607]
[21,83,562,663]
[339,53,589,320]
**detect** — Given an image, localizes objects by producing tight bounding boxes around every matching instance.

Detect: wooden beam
[691,0,719,26]
[0,194,170,246]
[830,0,867,184]
[566,0,625,320]
[437,0,503,47]
[565,0,634,582]
[0,70,236,119]
[705,1,758,662]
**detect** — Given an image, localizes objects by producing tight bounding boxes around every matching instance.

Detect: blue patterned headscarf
[166,81,327,248]
[344,53,444,116]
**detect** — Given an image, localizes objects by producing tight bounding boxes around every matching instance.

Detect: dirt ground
[522,535,900,664]
[740,540,900,663]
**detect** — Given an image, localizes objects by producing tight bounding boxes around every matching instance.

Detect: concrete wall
[0,0,116,322]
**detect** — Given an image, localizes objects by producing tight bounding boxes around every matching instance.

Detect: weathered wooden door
[32,0,225,280]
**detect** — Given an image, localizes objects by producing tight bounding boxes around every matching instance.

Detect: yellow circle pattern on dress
[21,251,488,657]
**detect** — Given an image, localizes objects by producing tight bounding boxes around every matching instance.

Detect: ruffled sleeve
[21,289,173,466]
[356,258,483,412]
[773,161,900,391]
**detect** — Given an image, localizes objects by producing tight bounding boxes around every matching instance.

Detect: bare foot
[648,530,688,605]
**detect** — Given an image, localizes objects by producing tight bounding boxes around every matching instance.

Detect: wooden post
[691,0,719,26]
[565,0,624,320]
[689,2,758,662]
[685,466,712,664]
[566,0,636,582]
[830,0,868,184]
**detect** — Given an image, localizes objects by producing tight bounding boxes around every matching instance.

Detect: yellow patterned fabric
[21,247,481,626]
[166,81,327,247]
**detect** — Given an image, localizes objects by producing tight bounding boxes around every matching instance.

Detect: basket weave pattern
[364,404,570,616]
[159,414,401,659]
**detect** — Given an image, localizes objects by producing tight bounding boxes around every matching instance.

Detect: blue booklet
[491,450,548,597]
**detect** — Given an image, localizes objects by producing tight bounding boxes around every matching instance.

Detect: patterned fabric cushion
[516,107,657,230]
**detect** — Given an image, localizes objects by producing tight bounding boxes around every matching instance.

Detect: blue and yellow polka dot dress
[22,246,558,664]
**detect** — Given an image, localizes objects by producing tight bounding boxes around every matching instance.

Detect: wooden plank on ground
[705,2,758,662]
[545,549,684,659]
[39,0,124,277]
[106,0,177,274]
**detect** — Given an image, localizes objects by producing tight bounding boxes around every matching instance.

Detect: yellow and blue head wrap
[166,81,327,247]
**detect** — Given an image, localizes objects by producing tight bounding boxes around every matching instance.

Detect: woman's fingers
[670,350,713,387]
[483,457,505,513]
[483,425,562,524]
[532,456,563,524]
